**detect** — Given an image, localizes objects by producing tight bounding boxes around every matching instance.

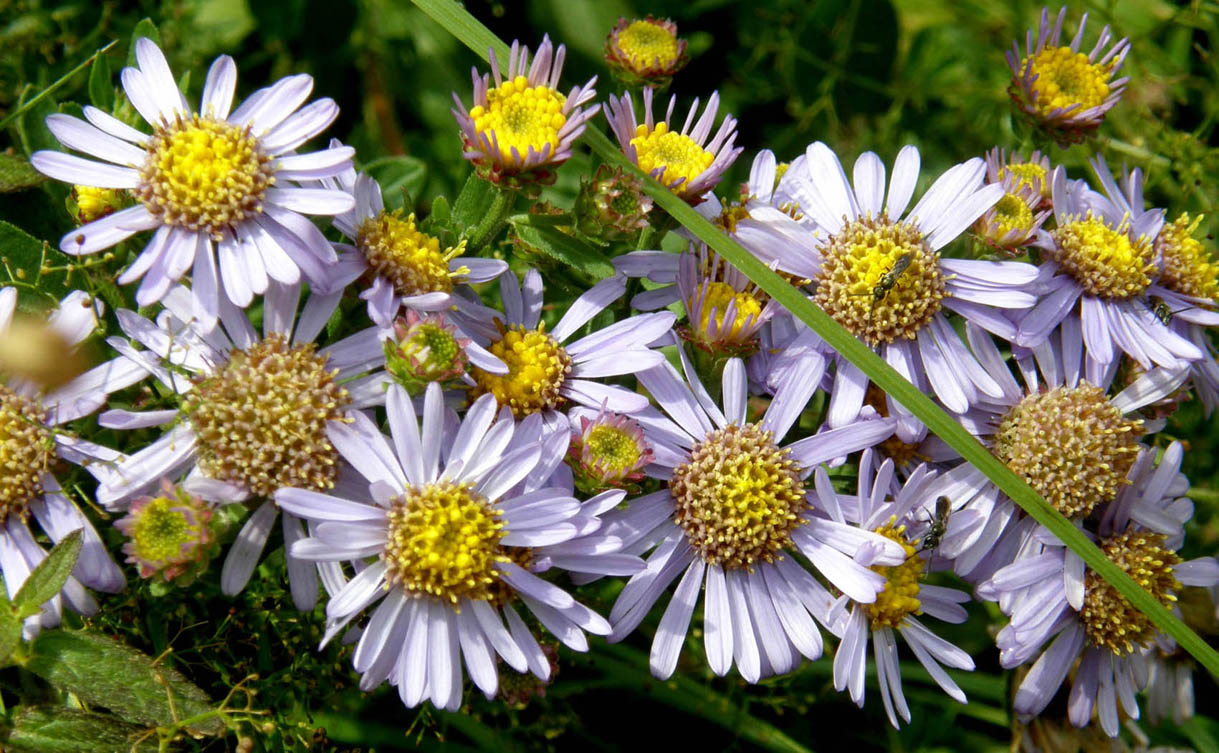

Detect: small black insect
[1149,296,1188,325]
[906,496,952,564]
[871,252,913,305]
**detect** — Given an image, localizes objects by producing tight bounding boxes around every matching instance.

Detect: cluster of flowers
[8,6,1217,742]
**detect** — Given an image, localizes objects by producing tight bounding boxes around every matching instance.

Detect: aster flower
[974,147,1055,252]
[114,480,217,583]
[566,405,653,494]
[1015,161,1208,372]
[616,243,780,357]
[980,517,1219,737]
[275,382,630,710]
[451,35,600,186]
[455,269,676,425]
[824,452,975,727]
[1007,7,1130,145]
[603,352,905,681]
[572,164,654,240]
[0,288,148,634]
[321,167,510,334]
[383,310,477,395]
[83,282,390,608]
[604,17,689,88]
[933,318,1189,582]
[30,38,355,330]
[776,142,1040,441]
[605,88,742,202]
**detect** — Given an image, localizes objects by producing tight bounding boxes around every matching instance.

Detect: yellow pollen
[584,425,643,473]
[999,162,1048,195]
[863,521,923,630]
[630,121,714,192]
[1081,531,1181,656]
[471,323,572,418]
[992,384,1143,519]
[468,75,568,163]
[696,282,764,344]
[383,482,507,604]
[72,185,125,223]
[137,115,273,239]
[356,210,468,297]
[1023,46,1112,117]
[1050,214,1156,299]
[1157,213,1219,301]
[814,215,947,346]
[0,386,52,523]
[186,333,351,498]
[670,423,807,570]
[616,20,681,70]
[714,203,751,234]
[992,192,1036,235]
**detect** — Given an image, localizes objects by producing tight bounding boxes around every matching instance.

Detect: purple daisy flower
[30,38,354,329]
[1015,160,1208,372]
[775,142,1040,441]
[81,282,389,607]
[824,452,975,727]
[602,351,904,681]
[451,35,600,186]
[605,88,742,202]
[276,382,633,710]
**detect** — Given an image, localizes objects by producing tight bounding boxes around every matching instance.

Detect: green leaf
[126,19,162,69]
[25,631,222,736]
[451,172,497,231]
[88,52,114,112]
[12,88,60,157]
[509,218,614,279]
[0,591,20,664]
[363,155,428,212]
[13,530,82,619]
[0,153,47,193]
[3,706,161,753]
[0,220,71,298]
[411,0,1219,681]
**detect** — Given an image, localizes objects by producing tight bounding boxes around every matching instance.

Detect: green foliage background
[0,0,1217,751]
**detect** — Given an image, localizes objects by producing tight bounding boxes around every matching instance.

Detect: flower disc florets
[604,16,689,87]
[631,122,714,193]
[115,481,216,582]
[384,312,470,395]
[991,384,1143,519]
[471,323,572,418]
[1081,531,1181,656]
[136,115,274,240]
[569,410,652,493]
[356,210,468,298]
[383,481,507,604]
[0,385,52,523]
[470,76,568,166]
[669,423,806,570]
[70,185,128,224]
[186,333,350,498]
[814,215,947,346]
[1156,213,1219,301]
[864,521,923,630]
[1049,213,1156,300]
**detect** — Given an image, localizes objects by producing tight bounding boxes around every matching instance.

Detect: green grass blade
[0,41,118,132]
[410,0,1219,680]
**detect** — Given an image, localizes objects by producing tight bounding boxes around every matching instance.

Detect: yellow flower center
[863,521,923,630]
[72,185,126,223]
[992,192,1036,236]
[999,162,1048,195]
[714,202,752,234]
[616,20,681,69]
[137,115,273,238]
[1050,215,1156,299]
[1081,531,1181,656]
[356,210,468,298]
[695,281,764,345]
[468,75,568,163]
[471,323,572,418]
[0,386,52,523]
[630,122,714,192]
[813,215,947,346]
[129,495,193,566]
[670,423,807,570]
[1023,46,1112,117]
[992,384,1143,519]
[383,481,507,604]
[584,424,644,474]
[1157,213,1219,301]
[186,333,351,498]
